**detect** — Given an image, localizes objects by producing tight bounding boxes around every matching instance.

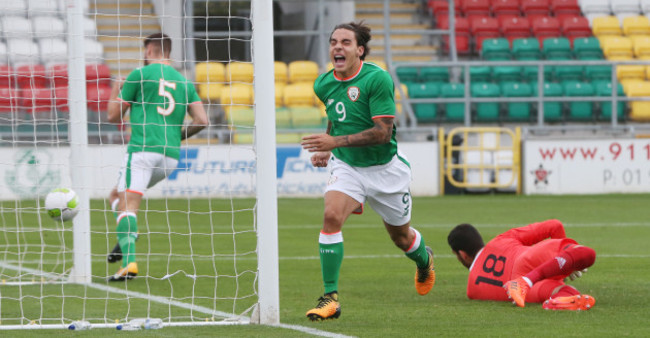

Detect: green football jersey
[313,61,397,167]
[119,63,201,160]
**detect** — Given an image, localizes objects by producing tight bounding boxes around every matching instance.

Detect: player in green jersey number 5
[301,22,436,321]
[105,33,208,281]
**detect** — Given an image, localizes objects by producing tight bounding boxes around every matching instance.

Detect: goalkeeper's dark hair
[330,21,371,60]
[448,223,484,257]
[144,33,172,58]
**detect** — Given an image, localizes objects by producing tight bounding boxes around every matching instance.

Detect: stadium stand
[288,60,319,84]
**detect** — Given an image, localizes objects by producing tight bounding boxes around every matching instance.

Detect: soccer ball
[45,188,79,222]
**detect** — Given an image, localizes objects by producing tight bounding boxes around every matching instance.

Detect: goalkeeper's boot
[306,292,340,321]
[543,294,595,311]
[107,242,122,263]
[108,262,138,282]
[415,246,436,295]
[504,277,530,307]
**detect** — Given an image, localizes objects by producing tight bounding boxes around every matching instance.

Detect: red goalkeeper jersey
[466,219,576,301]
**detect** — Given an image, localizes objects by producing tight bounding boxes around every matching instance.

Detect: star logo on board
[347,86,360,102]
[531,164,552,185]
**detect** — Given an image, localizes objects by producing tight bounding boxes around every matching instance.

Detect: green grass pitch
[1,194,650,337]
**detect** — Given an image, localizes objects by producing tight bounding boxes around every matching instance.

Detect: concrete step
[93,14,159,26]
[98,36,143,49]
[356,2,419,14]
[366,55,438,63]
[96,24,161,35]
[91,2,154,15]
[355,13,416,25]
[370,34,425,46]
[372,45,438,55]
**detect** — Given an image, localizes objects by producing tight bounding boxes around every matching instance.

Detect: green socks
[319,231,344,294]
[116,213,138,268]
[405,228,429,269]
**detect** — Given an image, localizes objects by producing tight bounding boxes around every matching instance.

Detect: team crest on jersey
[347,86,360,102]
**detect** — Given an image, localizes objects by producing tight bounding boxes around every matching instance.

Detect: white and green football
[45,188,79,222]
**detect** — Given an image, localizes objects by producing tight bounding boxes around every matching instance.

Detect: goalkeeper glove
[565,268,588,281]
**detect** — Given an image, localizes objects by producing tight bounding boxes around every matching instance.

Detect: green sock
[405,229,429,269]
[320,241,344,294]
[116,214,138,268]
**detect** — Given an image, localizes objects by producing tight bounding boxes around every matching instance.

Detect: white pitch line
[0,261,354,338]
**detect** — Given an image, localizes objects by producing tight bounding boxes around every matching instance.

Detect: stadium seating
[275,61,288,83]
[39,38,67,67]
[470,66,493,82]
[596,82,626,120]
[513,37,542,60]
[227,106,255,128]
[15,64,47,88]
[83,38,104,62]
[85,63,111,86]
[627,81,650,120]
[563,81,595,120]
[396,65,419,83]
[543,37,572,59]
[612,0,642,22]
[290,106,324,128]
[531,82,564,121]
[196,62,226,84]
[220,83,254,115]
[198,83,223,102]
[275,82,285,107]
[623,16,650,38]
[226,62,254,83]
[0,0,27,14]
[492,0,521,18]
[32,16,65,39]
[573,37,604,59]
[494,65,523,82]
[438,16,471,54]
[592,16,623,36]
[0,87,18,113]
[1,16,32,39]
[27,0,58,13]
[500,16,532,45]
[463,0,491,20]
[551,0,582,22]
[283,83,315,107]
[580,0,612,24]
[275,107,292,129]
[86,83,111,112]
[19,87,53,113]
[522,0,551,20]
[601,36,634,59]
[7,39,40,66]
[0,65,14,88]
[428,0,462,23]
[561,16,592,44]
[471,16,500,51]
[532,16,561,45]
[501,82,533,120]
[471,82,500,121]
[481,38,511,60]
[288,60,319,84]
[419,67,450,83]
[408,82,440,122]
[48,63,67,87]
[633,35,650,57]
[441,83,466,121]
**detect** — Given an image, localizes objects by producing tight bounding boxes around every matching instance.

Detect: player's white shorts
[326,152,412,226]
[116,151,178,195]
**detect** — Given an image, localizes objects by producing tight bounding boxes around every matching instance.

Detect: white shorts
[325,152,412,226]
[116,152,178,195]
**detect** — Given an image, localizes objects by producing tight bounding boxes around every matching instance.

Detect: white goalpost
[0,0,278,330]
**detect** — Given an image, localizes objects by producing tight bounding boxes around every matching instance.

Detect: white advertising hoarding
[0,142,439,201]
[524,139,650,194]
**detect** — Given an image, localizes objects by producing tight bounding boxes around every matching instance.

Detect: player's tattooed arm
[325,121,332,135]
[335,117,393,147]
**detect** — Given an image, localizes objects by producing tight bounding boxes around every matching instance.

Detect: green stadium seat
[469,66,492,83]
[585,64,613,81]
[531,82,564,122]
[408,82,440,122]
[543,37,572,60]
[290,106,325,128]
[481,38,511,60]
[573,37,604,60]
[554,64,584,82]
[501,82,533,121]
[396,66,419,83]
[563,81,595,121]
[227,107,255,128]
[512,38,542,60]
[275,107,292,129]
[493,66,523,83]
[419,67,449,83]
[441,83,466,122]
[596,82,626,120]
[471,82,500,121]
[523,65,553,82]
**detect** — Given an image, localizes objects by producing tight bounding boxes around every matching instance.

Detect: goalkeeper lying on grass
[447,219,596,310]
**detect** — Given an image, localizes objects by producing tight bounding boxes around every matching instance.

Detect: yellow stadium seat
[275,61,288,83]
[276,133,302,143]
[288,60,319,84]
[290,106,325,128]
[198,83,223,101]
[195,62,225,83]
[220,83,254,105]
[622,16,650,37]
[601,36,634,59]
[233,131,254,144]
[226,62,254,83]
[395,83,408,116]
[632,36,650,58]
[284,83,315,107]
[227,106,255,128]
[275,107,292,129]
[592,16,623,37]
[622,78,645,93]
[645,66,650,79]
[275,82,285,107]
[626,81,650,120]
[617,65,646,82]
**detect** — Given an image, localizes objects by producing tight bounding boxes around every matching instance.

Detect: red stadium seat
[53,86,68,112]
[19,87,53,113]
[86,83,111,112]
[0,87,18,112]
[0,65,15,89]
[491,0,522,18]
[532,16,561,45]
[463,0,491,20]
[16,64,48,89]
[438,17,471,54]
[551,0,581,21]
[86,63,111,86]
[471,16,501,50]
[429,0,462,22]
[47,64,68,88]
[522,0,551,20]
[561,16,592,45]
[501,16,532,45]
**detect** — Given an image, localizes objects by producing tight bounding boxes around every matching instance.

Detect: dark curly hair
[330,21,371,60]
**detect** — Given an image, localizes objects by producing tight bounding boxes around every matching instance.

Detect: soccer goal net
[0,0,278,330]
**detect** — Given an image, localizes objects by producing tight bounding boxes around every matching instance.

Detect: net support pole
[66,0,91,284]
[251,0,280,325]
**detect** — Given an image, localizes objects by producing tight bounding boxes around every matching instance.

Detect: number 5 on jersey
[157,79,177,115]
